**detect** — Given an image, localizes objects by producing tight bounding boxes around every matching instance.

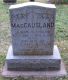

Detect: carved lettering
[11,22,54,28]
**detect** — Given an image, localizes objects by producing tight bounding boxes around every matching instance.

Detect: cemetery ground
[0,0,68,80]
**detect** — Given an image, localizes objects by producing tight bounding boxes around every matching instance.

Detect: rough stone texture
[2,61,67,78]
[9,2,56,55]
[3,0,16,3]
[6,45,61,71]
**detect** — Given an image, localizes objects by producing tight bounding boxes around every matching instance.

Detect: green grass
[0,0,68,80]
[56,5,68,40]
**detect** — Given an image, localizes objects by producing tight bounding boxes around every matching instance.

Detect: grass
[0,0,68,80]
[56,5,68,40]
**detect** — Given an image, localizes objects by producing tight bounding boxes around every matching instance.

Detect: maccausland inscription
[11,22,54,28]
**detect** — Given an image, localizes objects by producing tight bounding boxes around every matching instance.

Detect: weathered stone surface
[6,45,61,71]
[9,2,56,55]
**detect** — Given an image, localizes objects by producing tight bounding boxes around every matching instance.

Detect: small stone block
[6,45,61,71]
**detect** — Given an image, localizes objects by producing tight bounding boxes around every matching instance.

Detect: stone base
[6,45,61,71]
[2,61,67,78]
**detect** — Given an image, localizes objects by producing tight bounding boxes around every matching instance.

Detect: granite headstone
[6,2,61,71]
[10,2,56,55]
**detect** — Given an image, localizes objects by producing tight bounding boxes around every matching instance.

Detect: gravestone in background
[30,0,35,1]
[3,0,16,3]
[6,2,61,71]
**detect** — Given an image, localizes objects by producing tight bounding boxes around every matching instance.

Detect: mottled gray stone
[6,45,61,71]
[9,2,56,55]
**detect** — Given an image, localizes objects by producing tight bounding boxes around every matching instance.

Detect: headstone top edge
[9,2,56,10]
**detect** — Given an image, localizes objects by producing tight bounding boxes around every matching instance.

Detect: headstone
[30,0,35,1]
[10,2,56,55]
[6,2,61,71]
[3,0,16,3]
